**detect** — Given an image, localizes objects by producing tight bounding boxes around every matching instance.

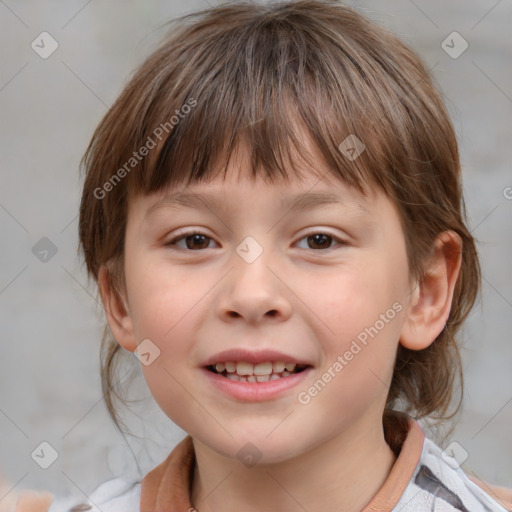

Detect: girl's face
[116,145,417,464]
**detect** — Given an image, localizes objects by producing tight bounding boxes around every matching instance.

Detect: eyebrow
[145,190,371,220]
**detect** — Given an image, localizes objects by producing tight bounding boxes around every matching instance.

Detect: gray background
[1,0,511,502]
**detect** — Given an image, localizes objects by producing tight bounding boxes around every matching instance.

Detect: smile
[206,361,309,382]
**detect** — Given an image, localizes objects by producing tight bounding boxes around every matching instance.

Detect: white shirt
[47,434,509,511]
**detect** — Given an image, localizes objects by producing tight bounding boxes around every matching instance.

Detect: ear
[98,265,137,352]
[400,230,462,350]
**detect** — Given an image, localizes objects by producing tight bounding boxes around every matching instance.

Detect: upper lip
[201,348,313,367]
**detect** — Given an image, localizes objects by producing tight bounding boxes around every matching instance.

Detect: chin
[195,424,311,467]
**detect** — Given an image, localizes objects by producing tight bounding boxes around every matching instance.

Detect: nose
[216,250,293,326]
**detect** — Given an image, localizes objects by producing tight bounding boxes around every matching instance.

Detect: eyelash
[165,230,347,252]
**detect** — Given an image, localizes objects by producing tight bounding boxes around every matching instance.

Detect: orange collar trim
[141,419,425,512]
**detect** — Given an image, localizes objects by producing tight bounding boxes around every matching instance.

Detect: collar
[140,417,425,512]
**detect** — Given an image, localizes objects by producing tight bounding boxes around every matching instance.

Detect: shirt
[44,417,511,512]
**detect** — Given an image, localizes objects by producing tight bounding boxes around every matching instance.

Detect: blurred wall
[1,0,511,500]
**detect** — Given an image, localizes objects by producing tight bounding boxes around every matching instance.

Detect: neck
[190,416,398,512]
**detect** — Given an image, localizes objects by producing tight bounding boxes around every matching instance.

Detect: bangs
[120,2,413,199]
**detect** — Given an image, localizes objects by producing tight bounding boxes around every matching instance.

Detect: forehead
[131,100,384,203]
[144,170,374,219]
[139,135,379,218]
[128,164,391,244]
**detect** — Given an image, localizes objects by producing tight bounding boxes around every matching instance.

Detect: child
[40,1,512,511]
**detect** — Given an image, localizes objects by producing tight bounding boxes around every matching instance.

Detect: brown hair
[79,0,480,434]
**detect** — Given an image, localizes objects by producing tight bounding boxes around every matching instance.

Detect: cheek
[125,252,202,339]
[124,254,210,422]
[309,257,407,399]
[306,298,402,429]
[317,263,406,346]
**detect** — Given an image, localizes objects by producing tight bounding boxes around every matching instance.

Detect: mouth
[200,348,314,400]
[205,361,310,383]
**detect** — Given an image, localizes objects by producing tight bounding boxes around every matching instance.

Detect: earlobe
[98,266,138,352]
[400,231,462,351]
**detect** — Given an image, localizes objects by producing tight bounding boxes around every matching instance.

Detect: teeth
[254,362,273,375]
[211,360,307,380]
[272,361,285,373]
[236,362,254,376]
[225,361,236,373]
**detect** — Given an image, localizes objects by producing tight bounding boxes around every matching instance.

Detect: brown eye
[166,232,216,250]
[296,232,345,250]
[307,233,333,250]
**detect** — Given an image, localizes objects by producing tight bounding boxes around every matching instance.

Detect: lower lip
[201,367,313,402]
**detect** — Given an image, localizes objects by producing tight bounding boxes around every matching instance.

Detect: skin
[100,141,462,512]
